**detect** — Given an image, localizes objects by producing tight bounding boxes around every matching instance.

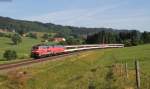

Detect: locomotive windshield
[32,46,39,50]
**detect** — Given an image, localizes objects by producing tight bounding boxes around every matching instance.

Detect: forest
[86,30,150,46]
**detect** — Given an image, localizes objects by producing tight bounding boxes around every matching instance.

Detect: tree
[17,29,26,36]
[86,31,117,44]
[3,50,17,60]
[123,39,132,47]
[12,34,22,45]
[65,36,83,45]
[42,33,49,40]
[27,33,37,39]
[130,30,140,46]
[141,31,150,44]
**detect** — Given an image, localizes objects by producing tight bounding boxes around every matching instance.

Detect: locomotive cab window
[32,46,39,50]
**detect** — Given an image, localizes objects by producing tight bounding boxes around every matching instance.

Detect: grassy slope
[0,37,41,62]
[0,44,150,89]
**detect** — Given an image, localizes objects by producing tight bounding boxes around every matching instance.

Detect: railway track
[0,50,86,71]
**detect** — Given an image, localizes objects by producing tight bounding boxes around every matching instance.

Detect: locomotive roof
[33,44,64,47]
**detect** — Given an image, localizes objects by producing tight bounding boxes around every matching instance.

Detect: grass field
[0,37,41,63]
[0,44,150,89]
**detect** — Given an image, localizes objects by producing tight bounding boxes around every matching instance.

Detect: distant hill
[0,16,135,36]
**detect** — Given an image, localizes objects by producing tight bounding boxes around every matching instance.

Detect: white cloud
[23,2,150,31]
[24,2,121,23]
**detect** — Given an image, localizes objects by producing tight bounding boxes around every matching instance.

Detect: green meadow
[0,44,149,89]
[0,37,41,63]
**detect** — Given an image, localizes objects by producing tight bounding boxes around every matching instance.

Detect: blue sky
[0,0,150,31]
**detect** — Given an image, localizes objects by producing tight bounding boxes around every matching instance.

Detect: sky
[0,0,150,31]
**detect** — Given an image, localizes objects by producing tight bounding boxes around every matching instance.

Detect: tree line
[0,16,117,36]
[86,30,150,46]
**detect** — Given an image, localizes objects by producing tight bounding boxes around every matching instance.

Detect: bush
[3,50,17,60]
[0,32,12,38]
[0,32,5,37]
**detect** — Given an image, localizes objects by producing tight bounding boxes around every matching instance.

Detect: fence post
[135,60,140,89]
[125,62,128,79]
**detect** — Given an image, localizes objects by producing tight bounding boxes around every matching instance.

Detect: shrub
[3,50,17,60]
[0,32,5,37]
[5,34,12,38]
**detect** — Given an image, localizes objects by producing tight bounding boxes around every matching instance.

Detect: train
[31,44,124,59]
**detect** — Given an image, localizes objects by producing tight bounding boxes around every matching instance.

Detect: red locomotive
[31,44,65,58]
